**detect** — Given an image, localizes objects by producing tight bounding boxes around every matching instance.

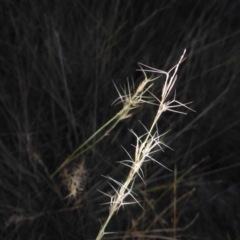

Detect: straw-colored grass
[94,50,194,239]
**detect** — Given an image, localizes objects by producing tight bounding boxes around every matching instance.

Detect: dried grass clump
[62,160,87,203]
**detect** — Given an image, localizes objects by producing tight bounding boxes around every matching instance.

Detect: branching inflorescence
[96,49,194,240]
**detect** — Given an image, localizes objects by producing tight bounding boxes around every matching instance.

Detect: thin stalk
[51,79,152,178]
[50,115,117,178]
[96,213,114,240]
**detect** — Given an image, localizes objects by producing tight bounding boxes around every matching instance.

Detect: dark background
[1,0,240,239]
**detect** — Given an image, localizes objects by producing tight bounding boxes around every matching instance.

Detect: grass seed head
[62,160,87,203]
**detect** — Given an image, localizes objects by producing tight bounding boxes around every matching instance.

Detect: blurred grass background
[1,0,240,239]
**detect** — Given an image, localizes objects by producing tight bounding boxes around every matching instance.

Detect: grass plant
[1,1,240,239]
[95,50,194,239]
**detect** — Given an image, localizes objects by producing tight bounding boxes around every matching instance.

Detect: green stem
[95,212,114,240]
[50,99,137,178]
[50,115,119,178]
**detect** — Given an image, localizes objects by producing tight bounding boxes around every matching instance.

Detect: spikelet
[62,160,87,203]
